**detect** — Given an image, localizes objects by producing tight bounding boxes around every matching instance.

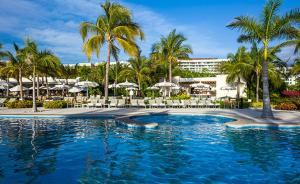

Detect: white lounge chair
[117,99,126,108]
[0,98,6,107]
[149,99,158,108]
[130,99,139,107]
[156,99,166,108]
[109,99,118,108]
[137,99,146,108]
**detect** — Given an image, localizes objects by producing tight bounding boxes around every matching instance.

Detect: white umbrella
[0,81,12,86]
[171,85,181,90]
[147,86,159,90]
[75,80,99,88]
[221,86,236,90]
[69,86,83,93]
[126,87,138,91]
[154,79,177,97]
[117,79,138,88]
[154,79,176,88]
[190,82,210,88]
[54,84,70,90]
[108,83,120,89]
[75,80,99,98]
[9,85,28,92]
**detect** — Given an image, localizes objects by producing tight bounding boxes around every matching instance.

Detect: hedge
[5,100,43,108]
[43,100,67,109]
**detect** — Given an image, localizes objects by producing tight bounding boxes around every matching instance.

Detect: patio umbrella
[108,83,120,89]
[190,82,210,88]
[9,85,28,92]
[221,86,236,90]
[69,86,83,93]
[117,79,138,88]
[75,80,99,97]
[126,87,138,91]
[147,86,159,90]
[154,79,176,97]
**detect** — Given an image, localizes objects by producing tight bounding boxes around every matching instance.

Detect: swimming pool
[0,114,299,183]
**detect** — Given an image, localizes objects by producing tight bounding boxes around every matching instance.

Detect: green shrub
[250,101,263,108]
[275,102,297,111]
[171,92,190,100]
[6,100,33,108]
[44,100,67,109]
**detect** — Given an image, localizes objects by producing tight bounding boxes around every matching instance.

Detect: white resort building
[177,58,229,73]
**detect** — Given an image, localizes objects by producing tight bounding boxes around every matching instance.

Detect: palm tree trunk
[32,66,37,112]
[169,61,172,82]
[6,78,9,97]
[46,76,49,98]
[237,77,240,100]
[19,69,23,100]
[256,70,259,102]
[261,55,274,118]
[104,41,111,103]
[37,75,40,99]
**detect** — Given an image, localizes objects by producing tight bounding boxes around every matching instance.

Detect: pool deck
[0,107,299,128]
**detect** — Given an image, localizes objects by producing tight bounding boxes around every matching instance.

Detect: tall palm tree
[80,0,144,102]
[120,54,151,91]
[221,47,252,100]
[151,29,192,82]
[23,39,58,112]
[227,0,299,118]
[2,43,28,100]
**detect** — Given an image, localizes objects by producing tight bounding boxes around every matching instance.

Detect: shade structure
[0,81,12,87]
[117,79,138,88]
[53,84,70,90]
[147,86,159,90]
[190,82,210,88]
[221,86,236,90]
[171,85,181,90]
[0,85,6,90]
[9,85,28,92]
[69,87,83,93]
[154,79,177,88]
[126,87,138,91]
[108,83,120,89]
[75,80,99,88]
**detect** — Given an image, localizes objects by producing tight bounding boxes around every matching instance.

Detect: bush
[44,100,67,109]
[171,92,191,100]
[275,102,297,111]
[250,101,263,108]
[6,100,33,108]
[282,90,300,98]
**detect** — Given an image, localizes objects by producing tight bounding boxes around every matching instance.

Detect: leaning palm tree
[2,43,28,100]
[221,46,252,100]
[151,29,192,82]
[227,0,299,118]
[80,0,144,102]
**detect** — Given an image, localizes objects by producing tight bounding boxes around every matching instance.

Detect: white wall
[215,75,246,99]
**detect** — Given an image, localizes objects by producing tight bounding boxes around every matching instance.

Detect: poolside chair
[0,98,7,107]
[148,99,158,108]
[198,100,206,108]
[166,100,173,108]
[173,100,182,108]
[190,99,198,108]
[130,99,139,107]
[117,99,126,108]
[109,99,118,108]
[181,100,190,108]
[87,99,98,108]
[206,99,215,108]
[95,99,105,108]
[137,99,146,108]
[156,99,166,108]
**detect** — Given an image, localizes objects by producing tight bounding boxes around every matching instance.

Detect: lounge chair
[173,100,182,108]
[198,100,206,108]
[156,99,166,108]
[130,99,139,107]
[181,100,190,108]
[95,99,105,108]
[190,100,198,108]
[109,99,118,108]
[166,100,173,108]
[0,98,6,107]
[206,100,215,108]
[148,99,158,108]
[87,99,98,108]
[117,99,126,108]
[137,99,146,108]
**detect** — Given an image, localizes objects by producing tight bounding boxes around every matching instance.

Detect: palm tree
[80,0,144,102]
[23,39,59,112]
[151,29,192,82]
[2,43,28,100]
[120,53,151,91]
[221,47,252,100]
[227,0,299,118]
[249,42,262,102]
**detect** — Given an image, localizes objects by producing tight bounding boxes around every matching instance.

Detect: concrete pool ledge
[0,107,299,128]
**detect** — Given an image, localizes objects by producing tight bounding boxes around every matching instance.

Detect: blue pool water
[0,115,299,183]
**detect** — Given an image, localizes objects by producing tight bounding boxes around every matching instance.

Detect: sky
[0,0,299,64]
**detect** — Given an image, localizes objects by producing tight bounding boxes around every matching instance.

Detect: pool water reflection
[0,115,299,183]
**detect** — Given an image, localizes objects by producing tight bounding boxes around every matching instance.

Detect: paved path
[0,107,299,128]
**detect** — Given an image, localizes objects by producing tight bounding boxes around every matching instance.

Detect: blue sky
[0,0,299,64]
